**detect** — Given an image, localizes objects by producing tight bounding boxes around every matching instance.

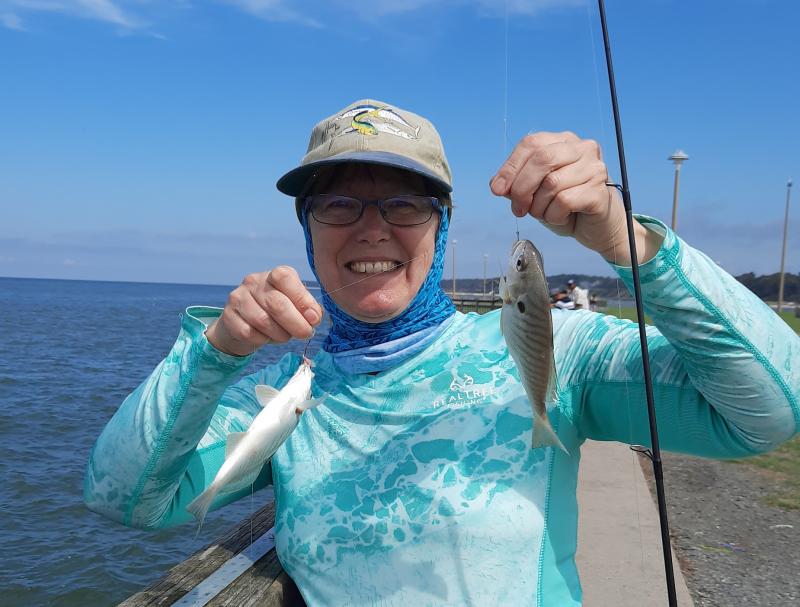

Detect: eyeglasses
[304,194,442,226]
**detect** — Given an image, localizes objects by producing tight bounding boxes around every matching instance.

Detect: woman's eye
[324,197,356,210]
[386,197,421,211]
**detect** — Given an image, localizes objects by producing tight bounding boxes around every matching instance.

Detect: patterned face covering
[299,201,455,361]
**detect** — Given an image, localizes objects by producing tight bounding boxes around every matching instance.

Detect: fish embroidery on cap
[336,104,421,140]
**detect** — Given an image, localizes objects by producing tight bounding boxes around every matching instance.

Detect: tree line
[439,272,799,302]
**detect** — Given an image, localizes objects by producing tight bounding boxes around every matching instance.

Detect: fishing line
[612,239,647,568]
[585,2,609,151]
[588,0,647,573]
[324,252,429,296]
[596,1,678,603]
[503,0,521,243]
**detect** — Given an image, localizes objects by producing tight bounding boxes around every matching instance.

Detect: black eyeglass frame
[303,194,444,226]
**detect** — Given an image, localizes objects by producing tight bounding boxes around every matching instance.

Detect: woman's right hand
[205,266,323,357]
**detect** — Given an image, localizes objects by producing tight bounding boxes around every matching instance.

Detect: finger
[266,265,323,326]
[220,299,276,349]
[506,142,583,217]
[254,287,317,340]
[530,158,607,219]
[236,290,293,343]
[490,131,580,196]
[541,182,601,226]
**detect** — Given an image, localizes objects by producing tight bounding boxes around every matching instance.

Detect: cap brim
[276,151,452,197]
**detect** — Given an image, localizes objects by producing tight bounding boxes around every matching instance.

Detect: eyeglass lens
[308,195,438,226]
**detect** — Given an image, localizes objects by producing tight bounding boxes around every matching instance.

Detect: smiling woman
[84,98,800,607]
[305,164,444,324]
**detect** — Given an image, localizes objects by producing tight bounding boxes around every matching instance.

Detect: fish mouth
[345,260,403,274]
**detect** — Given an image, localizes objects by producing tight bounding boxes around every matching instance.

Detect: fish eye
[515,257,525,270]
[517,301,526,313]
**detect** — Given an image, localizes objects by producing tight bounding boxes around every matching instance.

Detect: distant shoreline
[0,275,322,290]
[2,274,796,304]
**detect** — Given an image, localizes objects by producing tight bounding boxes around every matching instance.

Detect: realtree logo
[433,372,497,409]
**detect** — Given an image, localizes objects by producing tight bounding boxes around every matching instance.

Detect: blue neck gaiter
[300,204,456,363]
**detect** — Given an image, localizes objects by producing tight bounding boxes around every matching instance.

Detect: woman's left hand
[489,131,661,265]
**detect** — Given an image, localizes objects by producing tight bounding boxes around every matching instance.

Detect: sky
[1,0,798,286]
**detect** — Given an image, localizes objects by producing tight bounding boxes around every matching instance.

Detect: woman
[85,99,799,606]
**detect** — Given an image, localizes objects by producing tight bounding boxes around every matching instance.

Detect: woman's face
[308,164,440,323]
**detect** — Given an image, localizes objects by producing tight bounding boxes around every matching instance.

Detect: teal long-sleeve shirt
[84,218,799,606]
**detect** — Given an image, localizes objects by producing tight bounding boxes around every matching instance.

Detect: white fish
[186,358,324,526]
[500,240,568,454]
[338,105,421,139]
[340,104,418,130]
[372,121,420,140]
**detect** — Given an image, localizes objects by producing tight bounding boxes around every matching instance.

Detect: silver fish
[340,104,418,130]
[500,240,568,453]
[186,358,324,525]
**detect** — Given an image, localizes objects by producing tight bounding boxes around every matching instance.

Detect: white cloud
[320,0,587,19]
[485,0,587,16]
[1,0,142,29]
[0,11,25,29]
[0,0,586,32]
[77,0,139,27]
[221,0,321,27]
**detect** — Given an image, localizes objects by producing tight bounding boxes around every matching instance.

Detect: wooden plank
[120,502,305,607]
[206,551,304,607]
[171,530,277,606]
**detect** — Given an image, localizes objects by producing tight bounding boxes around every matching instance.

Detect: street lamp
[668,149,689,231]
[451,239,458,296]
[778,179,793,314]
[483,254,489,294]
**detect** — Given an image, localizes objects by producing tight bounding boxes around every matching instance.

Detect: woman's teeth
[348,261,399,274]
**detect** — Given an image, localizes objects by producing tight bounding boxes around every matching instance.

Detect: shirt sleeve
[558,216,799,458]
[83,306,299,529]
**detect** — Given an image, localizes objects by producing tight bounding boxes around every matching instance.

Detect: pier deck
[119,502,305,607]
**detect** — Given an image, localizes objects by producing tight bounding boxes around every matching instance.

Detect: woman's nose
[356,204,391,241]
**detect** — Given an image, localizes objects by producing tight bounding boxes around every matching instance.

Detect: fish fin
[255,384,280,407]
[186,484,221,530]
[547,360,560,404]
[499,276,511,304]
[532,413,569,454]
[297,393,327,414]
[225,432,247,459]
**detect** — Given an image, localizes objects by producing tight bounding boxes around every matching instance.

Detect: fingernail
[304,309,320,324]
[492,176,506,193]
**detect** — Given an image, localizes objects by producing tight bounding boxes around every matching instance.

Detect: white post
[778,179,793,314]
[669,150,688,232]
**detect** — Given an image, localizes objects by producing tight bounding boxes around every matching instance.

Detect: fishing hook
[596,1,678,605]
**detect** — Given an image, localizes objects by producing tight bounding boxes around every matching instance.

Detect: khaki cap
[277,99,452,196]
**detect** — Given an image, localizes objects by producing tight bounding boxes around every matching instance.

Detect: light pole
[669,149,689,231]
[451,239,458,296]
[483,254,488,294]
[778,179,793,314]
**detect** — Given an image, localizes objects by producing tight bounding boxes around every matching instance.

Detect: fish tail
[186,484,220,531]
[532,413,569,454]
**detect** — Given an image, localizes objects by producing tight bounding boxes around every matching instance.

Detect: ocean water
[0,277,327,607]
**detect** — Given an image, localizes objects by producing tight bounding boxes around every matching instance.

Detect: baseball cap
[276,99,453,197]
[567,279,576,286]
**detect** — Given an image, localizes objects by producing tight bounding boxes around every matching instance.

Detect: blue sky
[1,0,798,286]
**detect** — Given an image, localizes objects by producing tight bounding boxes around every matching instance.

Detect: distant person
[567,279,590,309]
[552,288,576,310]
[85,98,799,606]
[589,293,598,312]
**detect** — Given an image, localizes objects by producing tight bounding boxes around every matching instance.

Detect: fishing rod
[596,1,678,605]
